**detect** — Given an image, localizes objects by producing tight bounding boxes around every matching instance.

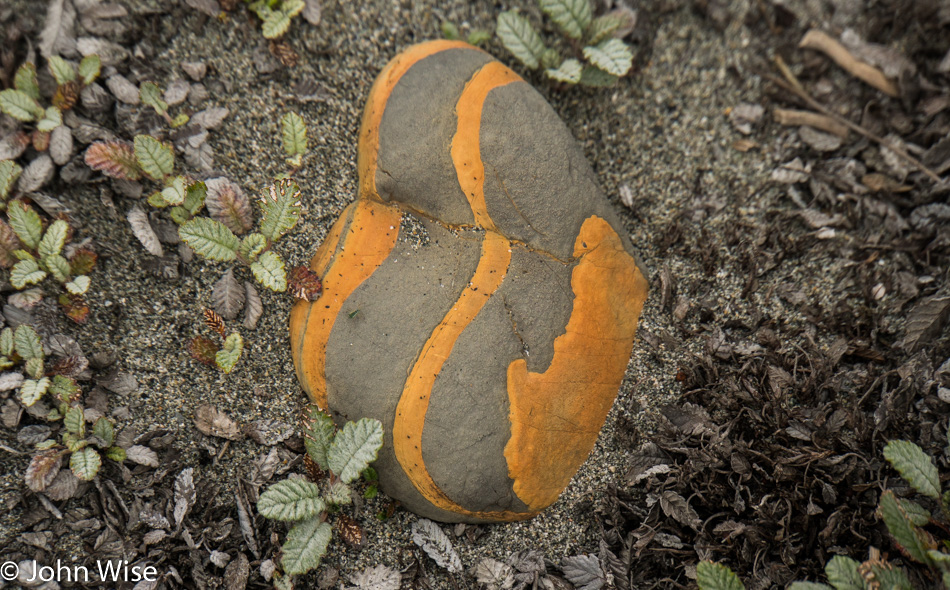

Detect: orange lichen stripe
[505,216,649,511]
[450,61,521,229]
[289,199,402,409]
[357,40,478,203]
[392,232,533,520]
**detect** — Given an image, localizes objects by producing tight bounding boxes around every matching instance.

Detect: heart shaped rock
[290,40,649,523]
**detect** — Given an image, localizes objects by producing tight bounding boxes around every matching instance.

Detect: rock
[289,41,649,523]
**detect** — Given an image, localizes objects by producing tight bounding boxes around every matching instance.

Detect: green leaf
[787,584,834,590]
[251,250,287,291]
[20,377,51,406]
[259,180,302,242]
[0,327,13,357]
[441,21,460,40]
[0,160,22,201]
[586,14,623,44]
[468,30,492,46]
[70,447,101,481]
[867,562,912,590]
[14,63,40,101]
[38,219,69,258]
[183,181,207,216]
[47,56,76,85]
[496,11,546,69]
[7,200,43,250]
[0,89,43,122]
[304,407,335,470]
[281,0,305,17]
[25,356,44,379]
[281,518,332,575]
[14,324,42,359]
[696,561,745,590]
[325,480,352,505]
[362,466,378,481]
[49,375,79,404]
[11,259,46,288]
[139,81,168,115]
[43,254,71,283]
[90,417,114,447]
[36,106,62,132]
[133,135,175,181]
[65,275,91,295]
[578,65,618,87]
[898,498,931,526]
[161,176,187,206]
[78,55,101,86]
[281,112,308,158]
[824,555,863,590]
[583,38,633,77]
[539,0,592,39]
[261,8,292,38]
[879,489,935,564]
[215,332,242,374]
[257,479,326,520]
[884,440,941,499]
[170,112,190,128]
[540,47,562,70]
[104,446,126,462]
[64,405,85,437]
[179,217,239,262]
[327,418,384,484]
[546,58,583,83]
[239,232,267,263]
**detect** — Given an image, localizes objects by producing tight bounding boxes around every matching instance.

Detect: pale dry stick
[773,108,849,139]
[799,29,899,97]
[770,56,942,183]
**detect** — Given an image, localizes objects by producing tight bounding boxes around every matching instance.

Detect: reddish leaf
[69,248,98,275]
[85,140,142,181]
[189,335,219,365]
[203,308,227,338]
[25,449,63,492]
[53,80,80,110]
[205,177,253,234]
[33,130,50,152]
[337,513,363,549]
[59,293,90,324]
[0,219,21,268]
[288,265,322,301]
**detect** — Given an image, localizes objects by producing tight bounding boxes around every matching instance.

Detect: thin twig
[799,30,899,97]
[773,108,849,138]
[769,56,942,183]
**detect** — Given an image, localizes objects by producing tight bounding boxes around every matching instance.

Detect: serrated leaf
[213,268,245,320]
[70,447,101,480]
[243,281,263,329]
[540,0,592,39]
[49,375,79,404]
[327,417,383,484]
[259,180,302,242]
[583,38,633,76]
[179,217,239,261]
[696,561,745,590]
[206,177,253,234]
[898,498,931,526]
[411,518,463,573]
[578,65,618,87]
[92,417,115,447]
[884,440,941,499]
[586,14,623,44]
[25,449,62,492]
[134,135,174,181]
[38,219,69,258]
[44,254,71,283]
[787,583,833,590]
[104,446,126,461]
[64,405,85,436]
[304,407,335,470]
[879,489,935,564]
[215,332,242,374]
[14,325,43,359]
[281,112,307,158]
[25,356,44,379]
[0,160,22,201]
[48,56,76,85]
[251,250,287,292]
[546,58,583,83]
[0,328,13,357]
[127,205,164,257]
[11,259,47,289]
[282,0,306,17]
[282,518,332,575]
[78,55,101,85]
[14,63,40,101]
[239,233,267,263]
[85,140,142,181]
[126,445,159,467]
[183,181,207,216]
[261,9,292,39]
[20,377,51,406]
[36,106,63,132]
[0,89,43,121]
[824,555,863,590]
[496,11,546,69]
[258,478,326,520]
[65,275,90,295]
[161,176,187,206]
[139,81,168,115]
[325,480,352,506]
[7,200,43,250]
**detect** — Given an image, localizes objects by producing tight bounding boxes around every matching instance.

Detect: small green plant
[0,55,101,134]
[246,0,306,39]
[496,0,634,87]
[441,21,492,46]
[258,407,384,579]
[697,436,950,590]
[188,308,245,374]
[280,111,308,169]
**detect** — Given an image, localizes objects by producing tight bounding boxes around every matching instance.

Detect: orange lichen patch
[357,40,478,203]
[392,232,534,521]
[504,216,649,511]
[450,61,522,229]
[289,199,402,409]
